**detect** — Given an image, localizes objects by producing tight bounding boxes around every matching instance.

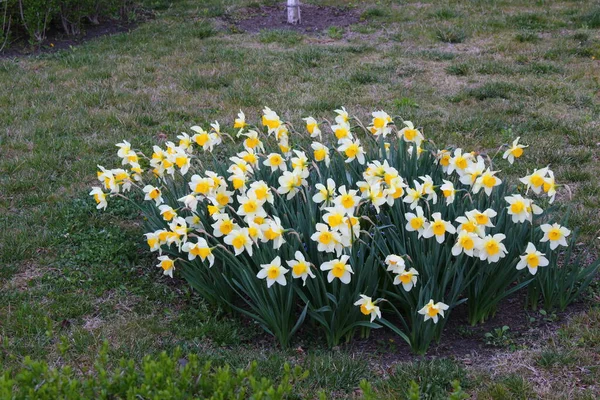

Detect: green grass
[1,0,600,398]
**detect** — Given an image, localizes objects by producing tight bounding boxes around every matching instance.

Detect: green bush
[0,0,136,48]
[0,343,309,399]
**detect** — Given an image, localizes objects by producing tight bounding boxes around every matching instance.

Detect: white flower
[520,167,549,194]
[385,254,406,273]
[181,238,215,266]
[157,255,175,278]
[418,300,449,324]
[354,295,382,322]
[478,234,508,263]
[516,242,549,275]
[398,120,424,146]
[257,256,289,288]
[320,255,353,284]
[90,187,107,210]
[337,138,366,164]
[311,223,341,254]
[422,212,456,244]
[224,228,253,256]
[452,230,481,257]
[540,223,570,250]
[502,137,527,164]
[143,185,163,206]
[313,178,336,204]
[405,206,428,238]
[393,268,419,292]
[287,251,315,285]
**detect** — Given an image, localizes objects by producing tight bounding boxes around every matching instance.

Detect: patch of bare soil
[343,291,590,367]
[224,3,361,34]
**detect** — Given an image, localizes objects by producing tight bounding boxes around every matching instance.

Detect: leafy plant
[484,325,513,347]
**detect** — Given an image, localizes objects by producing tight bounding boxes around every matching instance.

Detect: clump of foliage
[0,0,137,47]
[90,107,599,354]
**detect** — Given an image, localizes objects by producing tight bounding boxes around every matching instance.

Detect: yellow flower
[234,110,247,129]
[516,242,549,275]
[89,187,107,210]
[320,255,353,284]
[257,256,289,287]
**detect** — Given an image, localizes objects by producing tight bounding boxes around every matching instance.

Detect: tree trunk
[287,0,301,25]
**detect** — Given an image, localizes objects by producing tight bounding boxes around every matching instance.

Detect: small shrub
[445,63,471,76]
[515,30,540,43]
[435,26,468,43]
[0,344,309,398]
[361,7,385,20]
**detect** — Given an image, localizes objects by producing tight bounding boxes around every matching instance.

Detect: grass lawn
[1,0,600,397]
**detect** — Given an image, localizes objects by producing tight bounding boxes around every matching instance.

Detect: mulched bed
[224,3,362,33]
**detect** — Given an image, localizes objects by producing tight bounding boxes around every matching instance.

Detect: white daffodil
[257,256,288,287]
[516,242,549,275]
[418,300,449,324]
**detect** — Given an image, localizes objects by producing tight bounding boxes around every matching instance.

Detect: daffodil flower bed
[91,107,599,353]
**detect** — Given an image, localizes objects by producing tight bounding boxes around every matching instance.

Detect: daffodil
[385,254,406,272]
[405,206,428,238]
[502,137,527,164]
[249,180,274,204]
[440,180,456,205]
[159,205,177,221]
[228,173,247,192]
[145,231,161,253]
[543,170,557,204]
[211,214,236,238]
[393,268,419,292]
[320,255,353,284]
[157,255,175,278]
[277,169,308,199]
[291,150,309,171]
[303,116,321,138]
[262,216,286,249]
[540,223,570,250]
[143,185,163,206]
[384,176,406,205]
[313,178,336,205]
[447,148,473,176]
[178,194,199,211]
[311,223,342,254]
[520,167,549,194]
[257,256,288,287]
[460,156,485,187]
[398,121,424,146]
[505,194,541,223]
[116,140,133,160]
[466,208,496,229]
[191,126,212,149]
[322,206,347,231]
[436,149,451,173]
[264,152,287,172]
[354,295,381,322]
[234,110,247,130]
[423,212,456,243]
[261,107,282,133]
[237,192,267,219]
[455,214,484,237]
[361,182,387,213]
[368,110,393,137]
[403,181,424,210]
[331,122,351,141]
[224,227,253,256]
[89,187,108,210]
[419,175,438,204]
[337,138,366,164]
[177,132,193,152]
[478,234,508,263]
[311,141,331,166]
[452,230,481,257]
[418,300,449,324]
[473,168,502,196]
[241,130,264,152]
[516,242,549,275]
[334,185,361,214]
[182,238,215,266]
[334,106,349,124]
[287,251,315,285]
[228,156,253,176]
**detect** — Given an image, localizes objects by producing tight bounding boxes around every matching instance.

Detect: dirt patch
[225,3,362,34]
